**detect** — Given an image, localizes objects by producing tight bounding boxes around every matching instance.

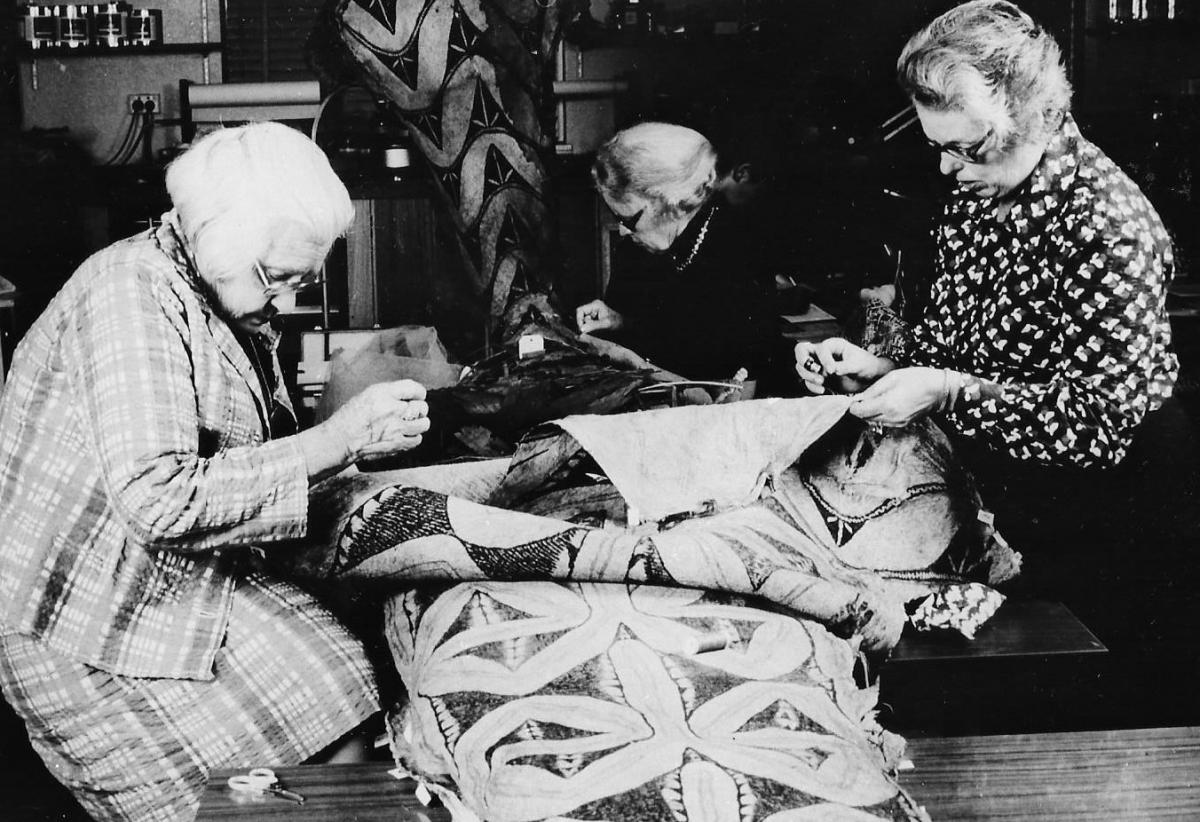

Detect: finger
[374,379,426,401]
[814,343,841,377]
[850,376,891,403]
[794,361,825,391]
[402,417,431,434]
[395,380,427,400]
[401,400,429,421]
[848,396,885,421]
[359,434,424,458]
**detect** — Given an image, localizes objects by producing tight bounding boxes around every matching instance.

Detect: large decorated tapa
[319,0,573,335]
[284,398,1016,821]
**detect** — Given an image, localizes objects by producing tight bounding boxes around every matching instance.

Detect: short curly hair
[166,122,354,285]
[897,0,1072,150]
[591,122,717,222]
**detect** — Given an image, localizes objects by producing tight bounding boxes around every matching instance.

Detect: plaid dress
[0,217,379,820]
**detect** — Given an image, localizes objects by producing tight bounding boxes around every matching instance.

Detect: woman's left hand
[848,367,946,428]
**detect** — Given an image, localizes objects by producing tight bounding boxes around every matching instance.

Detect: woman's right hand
[576,299,624,334]
[793,337,892,395]
[299,380,431,480]
[327,379,430,461]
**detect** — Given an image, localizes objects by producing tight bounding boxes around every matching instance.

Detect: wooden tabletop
[902,726,1200,820]
[197,726,1200,820]
[197,765,448,820]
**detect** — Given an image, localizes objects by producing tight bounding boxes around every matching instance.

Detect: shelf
[18,42,223,59]
[1088,20,1200,38]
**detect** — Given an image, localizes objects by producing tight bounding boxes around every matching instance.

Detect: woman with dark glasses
[797,0,1179,476]
[574,121,777,388]
[796,0,1196,724]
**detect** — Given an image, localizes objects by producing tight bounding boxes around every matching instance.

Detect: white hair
[165,122,354,282]
[897,0,1073,149]
[592,122,717,220]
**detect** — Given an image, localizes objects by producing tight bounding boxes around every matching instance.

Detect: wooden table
[197,727,1200,820]
[197,765,449,821]
[902,726,1200,820]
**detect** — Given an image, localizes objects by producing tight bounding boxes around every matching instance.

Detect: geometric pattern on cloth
[384,581,929,822]
[324,480,904,651]
[802,476,947,548]
[293,401,1013,821]
[331,0,562,324]
[334,485,588,579]
[794,418,1016,591]
[0,573,378,822]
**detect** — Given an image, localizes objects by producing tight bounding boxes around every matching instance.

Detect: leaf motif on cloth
[388,582,922,821]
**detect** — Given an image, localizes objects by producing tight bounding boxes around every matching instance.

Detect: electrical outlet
[127,93,160,113]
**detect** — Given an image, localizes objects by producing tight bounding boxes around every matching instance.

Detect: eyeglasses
[603,198,645,235]
[926,129,993,164]
[252,261,326,299]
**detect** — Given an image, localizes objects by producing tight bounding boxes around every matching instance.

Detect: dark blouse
[603,200,778,383]
[902,115,1178,468]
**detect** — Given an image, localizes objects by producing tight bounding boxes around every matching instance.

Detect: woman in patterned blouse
[796,0,1177,467]
[793,1,1198,682]
[0,124,432,821]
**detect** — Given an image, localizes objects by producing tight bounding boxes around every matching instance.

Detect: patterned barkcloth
[289,399,1018,821]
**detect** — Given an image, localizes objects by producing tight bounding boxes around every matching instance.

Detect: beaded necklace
[672,204,717,272]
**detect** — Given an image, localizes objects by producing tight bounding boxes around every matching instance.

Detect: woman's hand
[576,299,625,334]
[298,380,431,480]
[848,367,946,428]
[793,337,892,395]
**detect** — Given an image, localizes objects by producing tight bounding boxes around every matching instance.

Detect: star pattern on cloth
[905,115,1178,468]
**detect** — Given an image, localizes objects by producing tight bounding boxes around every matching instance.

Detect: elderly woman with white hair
[575,121,776,385]
[795,2,1195,664]
[0,122,430,821]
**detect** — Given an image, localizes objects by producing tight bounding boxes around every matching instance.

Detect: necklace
[672,204,717,272]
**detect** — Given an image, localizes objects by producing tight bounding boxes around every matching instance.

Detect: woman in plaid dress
[0,123,431,821]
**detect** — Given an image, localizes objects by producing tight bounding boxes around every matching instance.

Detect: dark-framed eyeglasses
[252,261,326,299]
[602,197,646,235]
[926,129,993,164]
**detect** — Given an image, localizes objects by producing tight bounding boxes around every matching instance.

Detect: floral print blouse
[903,115,1178,468]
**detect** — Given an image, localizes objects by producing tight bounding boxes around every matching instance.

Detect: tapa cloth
[277,399,1014,821]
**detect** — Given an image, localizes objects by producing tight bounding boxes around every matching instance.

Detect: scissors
[227,767,305,804]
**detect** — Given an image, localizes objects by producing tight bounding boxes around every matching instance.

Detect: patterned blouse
[903,115,1178,468]
[0,216,310,679]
